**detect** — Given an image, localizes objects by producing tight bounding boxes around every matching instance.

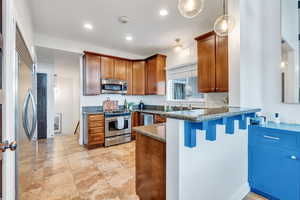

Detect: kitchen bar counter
[160,107,260,122]
[133,123,166,143]
[82,106,260,122]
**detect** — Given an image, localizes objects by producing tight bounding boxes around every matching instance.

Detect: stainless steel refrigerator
[15,27,37,200]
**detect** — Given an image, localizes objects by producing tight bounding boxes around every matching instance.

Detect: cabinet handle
[263,135,280,140]
[291,155,297,160]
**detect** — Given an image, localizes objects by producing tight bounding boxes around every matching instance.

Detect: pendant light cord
[223,0,226,15]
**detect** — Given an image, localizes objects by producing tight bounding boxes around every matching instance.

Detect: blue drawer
[249,126,299,150]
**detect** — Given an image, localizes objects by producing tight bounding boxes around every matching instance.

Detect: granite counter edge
[133,125,166,143]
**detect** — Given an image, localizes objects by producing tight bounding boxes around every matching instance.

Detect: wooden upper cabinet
[101,56,114,79]
[83,51,167,96]
[145,54,166,95]
[146,57,157,94]
[126,61,133,95]
[83,53,101,95]
[216,36,228,92]
[132,61,146,95]
[195,31,228,93]
[114,59,127,81]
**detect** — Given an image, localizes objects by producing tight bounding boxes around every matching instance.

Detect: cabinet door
[132,61,145,95]
[146,57,157,95]
[83,54,101,95]
[249,146,300,200]
[197,35,216,93]
[101,56,114,79]
[126,61,133,95]
[88,114,105,146]
[156,55,166,95]
[114,59,127,80]
[216,36,228,92]
[131,112,140,139]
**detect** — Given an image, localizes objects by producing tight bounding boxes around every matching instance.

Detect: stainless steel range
[104,111,131,147]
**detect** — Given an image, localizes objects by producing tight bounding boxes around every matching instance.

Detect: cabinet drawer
[88,121,104,128]
[89,127,104,134]
[249,128,298,149]
[88,114,104,122]
[89,133,104,144]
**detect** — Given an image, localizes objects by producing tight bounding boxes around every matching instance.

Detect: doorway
[37,73,47,139]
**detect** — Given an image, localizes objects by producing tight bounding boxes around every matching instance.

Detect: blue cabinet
[249,123,300,200]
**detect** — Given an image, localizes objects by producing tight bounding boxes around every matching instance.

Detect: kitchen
[1,0,300,200]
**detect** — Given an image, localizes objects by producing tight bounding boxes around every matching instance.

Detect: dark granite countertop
[82,106,260,122]
[159,107,261,122]
[133,123,166,143]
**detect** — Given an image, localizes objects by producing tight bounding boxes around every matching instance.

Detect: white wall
[36,47,81,136]
[12,0,35,58]
[35,34,145,59]
[167,119,249,200]
[53,52,80,134]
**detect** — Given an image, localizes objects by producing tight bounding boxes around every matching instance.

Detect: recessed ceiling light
[83,23,93,30]
[125,36,133,41]
[160,9,169,16]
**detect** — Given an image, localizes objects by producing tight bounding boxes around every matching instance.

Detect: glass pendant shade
[214,15,235,37]
[178,0,204,19]
[214,0,235,36]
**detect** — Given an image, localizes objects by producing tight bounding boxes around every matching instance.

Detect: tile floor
[19,134,267,200]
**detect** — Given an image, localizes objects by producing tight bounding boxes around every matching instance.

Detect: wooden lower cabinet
[87,114,105,146]
[136,133,166,200]
[131,112,140,139]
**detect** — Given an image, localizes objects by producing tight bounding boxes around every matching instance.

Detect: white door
[2,1,36,199]
[2,0,17,199]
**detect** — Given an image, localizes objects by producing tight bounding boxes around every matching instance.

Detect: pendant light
[174,38,183,52]
[214,0,235,37]
[178,0,204,19]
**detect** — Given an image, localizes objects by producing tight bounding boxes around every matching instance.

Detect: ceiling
[29,0,222,56]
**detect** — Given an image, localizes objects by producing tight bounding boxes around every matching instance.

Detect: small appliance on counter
[138,100,145,110]
[103,98,118,111]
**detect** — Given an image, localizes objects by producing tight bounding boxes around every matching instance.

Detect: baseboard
[229,183,250,200]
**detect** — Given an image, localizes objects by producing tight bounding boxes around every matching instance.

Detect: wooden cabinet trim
[195,31,215,41]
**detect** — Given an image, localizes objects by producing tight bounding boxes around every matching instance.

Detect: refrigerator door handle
[22,90,31,140]
[22,89,37,141]
[28,90,37,139]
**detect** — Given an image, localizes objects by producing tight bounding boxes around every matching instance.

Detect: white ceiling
[29,0,222,56]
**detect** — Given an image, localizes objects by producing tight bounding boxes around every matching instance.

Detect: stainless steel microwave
[101,79,128,94]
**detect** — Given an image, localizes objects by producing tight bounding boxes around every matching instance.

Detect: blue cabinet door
[249,146,300,200]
